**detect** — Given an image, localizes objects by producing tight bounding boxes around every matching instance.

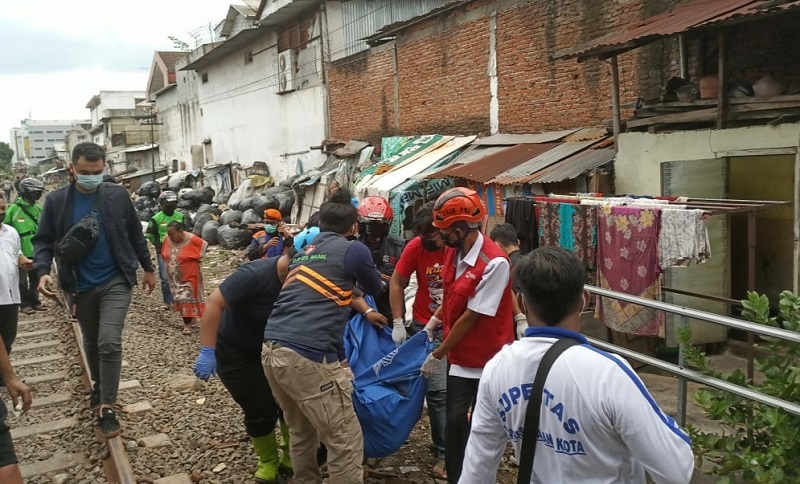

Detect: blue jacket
[33,182,155,293]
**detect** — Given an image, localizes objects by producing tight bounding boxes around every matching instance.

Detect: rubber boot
[251,432,280,484]
[278,419,293,477]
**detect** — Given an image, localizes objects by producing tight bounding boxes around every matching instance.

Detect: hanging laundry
[659,208,711,268]
[596,206,665,337]
[505,198,537,254]
[538,202,598,284]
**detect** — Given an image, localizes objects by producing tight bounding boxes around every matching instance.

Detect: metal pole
[150,114,156,182]
[716,30,727,129]
[678,35,689,79]
[677,315,690,427]
[610,56,622,149]
[746,210,756,382]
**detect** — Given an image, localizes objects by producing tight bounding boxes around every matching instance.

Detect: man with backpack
[5,178,45,315]
[33,142,156,439]
[459,247,694,483]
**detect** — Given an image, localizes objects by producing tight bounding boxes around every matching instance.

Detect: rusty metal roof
[555,0,784,61]
[427,143,558,183]
[528,148,615,184]
[471,130,578,145]
[420,145,510,180]
[563,126,608,142]
[490,140,599,185]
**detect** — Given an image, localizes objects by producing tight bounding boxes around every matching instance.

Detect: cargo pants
[261,341,363,484]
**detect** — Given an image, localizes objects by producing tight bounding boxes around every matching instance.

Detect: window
[201,73,208,83]
[34,147,43,151]
[30,130,43,134]
[244,51,253,64]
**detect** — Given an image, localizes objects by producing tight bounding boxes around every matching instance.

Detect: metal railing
[585,285,800,426]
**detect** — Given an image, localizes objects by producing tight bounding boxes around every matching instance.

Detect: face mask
[421,238,441,252]
[265,224,278,235]
[75,174,104,191]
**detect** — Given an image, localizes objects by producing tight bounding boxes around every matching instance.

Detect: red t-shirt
[394,236,445,323]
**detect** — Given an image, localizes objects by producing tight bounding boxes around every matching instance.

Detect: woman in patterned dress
[162,220,208,335]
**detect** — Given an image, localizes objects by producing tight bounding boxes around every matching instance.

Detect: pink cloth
[596,206,664,337]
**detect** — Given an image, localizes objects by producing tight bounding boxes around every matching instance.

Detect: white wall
[195,28,326,181]
[616,124,800,194]
[88,91,146,148]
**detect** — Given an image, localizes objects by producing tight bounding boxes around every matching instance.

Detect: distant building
[12,119,91,165]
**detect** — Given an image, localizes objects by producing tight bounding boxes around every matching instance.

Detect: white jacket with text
[459,327,694,484]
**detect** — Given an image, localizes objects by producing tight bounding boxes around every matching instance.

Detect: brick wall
[326,0,689,141]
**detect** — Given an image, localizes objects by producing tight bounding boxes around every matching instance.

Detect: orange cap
[264,208,282,221]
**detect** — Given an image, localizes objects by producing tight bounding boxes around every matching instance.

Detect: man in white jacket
[459,247,694,483]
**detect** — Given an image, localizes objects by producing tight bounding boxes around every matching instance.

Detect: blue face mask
[75,174,104,191]
[264,224,278,234]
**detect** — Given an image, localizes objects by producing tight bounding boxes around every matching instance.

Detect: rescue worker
[389,201,447,479]
[262,188,383,484]
[356,196,406,322]
[419,187,514,483]
[145,191,184,307]
[191,236,316,482]
[460,247,695,483]
[5,178,45,315]
[247,209,291,260]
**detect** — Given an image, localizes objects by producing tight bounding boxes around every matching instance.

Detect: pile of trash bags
[133,176,296,251]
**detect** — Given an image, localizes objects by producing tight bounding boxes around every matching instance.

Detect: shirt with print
[394,236,444,323]
[461,327,694,484]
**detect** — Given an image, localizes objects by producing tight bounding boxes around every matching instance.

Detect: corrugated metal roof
[563,126,608,142]
[557,0,755,61]
[699,0,800,27]
[471,130,578,145]
[490,141,598,185]
[427,143,558,183]
[528,148,615,184]
[424,145,512,178]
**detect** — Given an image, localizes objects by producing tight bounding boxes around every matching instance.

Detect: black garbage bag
[252,194,274,214]
[272,191,295,217]
[177,199,195,210]
[138,208,156,223]
[196,204,220,218]
[218,225,253,249]
[138,181,161,199]
[231,197,253,212]
[213,192,230,205]
[220,210,243,225]
[134,196,157,212]
[181,189,213,205]
[193,212,216,236]
[178,209,194,232]
[202,220,220,245]
[241,209,261,225]
[202,186,215,199]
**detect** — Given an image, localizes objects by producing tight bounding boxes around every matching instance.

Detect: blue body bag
[344,301,432,458]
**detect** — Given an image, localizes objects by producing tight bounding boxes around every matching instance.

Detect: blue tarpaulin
[344,299,432,458]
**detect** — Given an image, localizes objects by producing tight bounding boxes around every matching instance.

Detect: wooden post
[679,34,689,79]
[610,55,622,149]
[717,30,727,129]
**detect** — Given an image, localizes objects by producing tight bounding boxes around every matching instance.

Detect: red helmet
[432,187,485,229]
[357,196,393,224]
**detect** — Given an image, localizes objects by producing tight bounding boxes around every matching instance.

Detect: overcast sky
[0,0,230,145]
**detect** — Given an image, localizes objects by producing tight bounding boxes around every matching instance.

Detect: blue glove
[194,346,217,381]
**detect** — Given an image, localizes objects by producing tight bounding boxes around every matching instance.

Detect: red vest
[441,236,515,368]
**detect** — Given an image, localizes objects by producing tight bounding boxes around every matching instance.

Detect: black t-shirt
[218,257,283,354]
[508,249,524,294]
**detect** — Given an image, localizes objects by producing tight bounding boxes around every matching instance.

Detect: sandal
[432,459,447,480]
[182,327,192,336]
[32,304,47,312]
[20,307,35,315]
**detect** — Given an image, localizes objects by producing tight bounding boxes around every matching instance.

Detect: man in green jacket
[4,179,44,315]
[145,191,184,306]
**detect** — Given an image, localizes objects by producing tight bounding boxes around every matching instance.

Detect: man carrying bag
[458,247,694,483]
[33,142,156,439]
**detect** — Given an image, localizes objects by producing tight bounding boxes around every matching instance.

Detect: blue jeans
[156,252,172,305]
[412,320,446,459]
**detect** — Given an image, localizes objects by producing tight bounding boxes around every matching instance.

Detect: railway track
[7,309,138,483]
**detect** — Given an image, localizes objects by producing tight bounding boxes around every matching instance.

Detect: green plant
[679,291,800,483]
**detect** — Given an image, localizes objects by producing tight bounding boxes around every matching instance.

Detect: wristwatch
[363,308,375,316]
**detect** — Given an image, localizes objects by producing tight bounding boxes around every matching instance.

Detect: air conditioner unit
[277,49,295,93]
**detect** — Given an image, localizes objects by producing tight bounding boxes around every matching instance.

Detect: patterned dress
[162,233,208,319]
